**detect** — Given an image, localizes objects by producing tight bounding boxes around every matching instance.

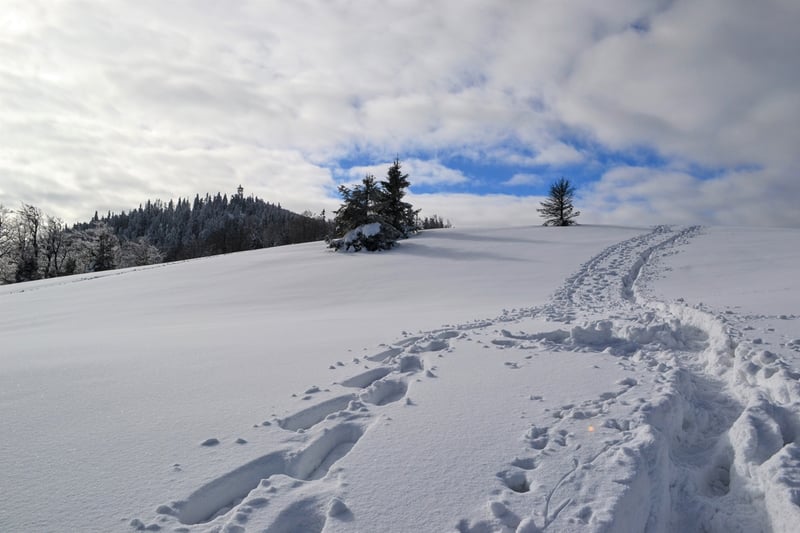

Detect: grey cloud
[557,0,800,169]
[580,166,800,228]
[0,0,798,227]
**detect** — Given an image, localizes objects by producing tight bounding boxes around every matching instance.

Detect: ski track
[130,226,800,532]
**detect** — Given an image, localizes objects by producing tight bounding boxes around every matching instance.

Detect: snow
[331,222,387,251]
[1,224,799,532]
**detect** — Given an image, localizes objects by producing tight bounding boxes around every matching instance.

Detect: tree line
[0,192,330,284]
[419,214,451,230]
[0,172,581,286]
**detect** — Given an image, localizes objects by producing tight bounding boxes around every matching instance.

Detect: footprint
[278,394,356,432]
[575,505,593,524]
[361,379,408,406]
[497,470,530,493]
[394,336,423,347]
[511,457,537,470]
[603,418,631,432]
[409,340,449,353]
[570,409,600,420]
[340,367,392,388]
[492,339,517,348]
[366,346,404,362]
[175,423,365,526]
[398,354,423,373]
[176,451,288,525]
[265,495,327,533]
[288,423,365,481]
[703,442,733,497]
[526,426,549,450]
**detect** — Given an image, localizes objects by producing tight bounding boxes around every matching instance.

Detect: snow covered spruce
[326,159,419,252]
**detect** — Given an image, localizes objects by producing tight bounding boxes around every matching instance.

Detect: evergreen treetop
[537,178,581,226]
[378,158,418,237]
[333,174,383,236]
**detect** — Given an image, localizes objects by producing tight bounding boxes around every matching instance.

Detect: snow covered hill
[1,225,798,532]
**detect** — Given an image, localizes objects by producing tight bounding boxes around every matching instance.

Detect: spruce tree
[330,173,407,252]
[378,158,417,236]
[332,174,383,235]
[361,174,381,223]
[91,224,118,272]
[537,178,580,226]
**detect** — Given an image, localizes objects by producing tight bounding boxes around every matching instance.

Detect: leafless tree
[14,204,44,281]
[0,204,10,258]
[0,205,13,281]
[41,216,76,277]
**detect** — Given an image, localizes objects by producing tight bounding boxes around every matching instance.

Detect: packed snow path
[128,227,800,532]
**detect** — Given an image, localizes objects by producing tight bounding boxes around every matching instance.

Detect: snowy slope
[1,225,798,532]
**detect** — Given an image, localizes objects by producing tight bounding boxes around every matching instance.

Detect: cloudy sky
[1,0,798,227]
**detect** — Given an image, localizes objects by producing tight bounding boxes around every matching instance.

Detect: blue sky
[1,1,798,227]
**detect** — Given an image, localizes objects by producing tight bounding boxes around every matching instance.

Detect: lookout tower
[236,184,244,198]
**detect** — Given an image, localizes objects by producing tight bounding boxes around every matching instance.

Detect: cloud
[579,165,800,228]
[532,143,585,166]
[0,0,797,228]
[556,0,800,172]
[344,159,470,187]
[503,174,543,187]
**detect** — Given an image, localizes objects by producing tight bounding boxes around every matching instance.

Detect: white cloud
[503,174,543,187]
[345,159,469,188]
[556,0,800,171]
[0,0,797,228]
[533,144,585,166]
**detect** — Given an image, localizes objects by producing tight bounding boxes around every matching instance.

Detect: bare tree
[0,205,12,282]
[117,237,163,268]
[14,204,44,281]
[0,204,10,259]
[41,216,75,277]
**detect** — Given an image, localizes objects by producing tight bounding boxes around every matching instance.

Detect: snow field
[0,226,641,532]
[2,224,799,532]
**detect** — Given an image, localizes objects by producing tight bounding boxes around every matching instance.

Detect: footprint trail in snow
[458,226,800,532]
[130,226,800,532]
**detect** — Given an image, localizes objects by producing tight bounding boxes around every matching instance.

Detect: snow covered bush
[327,222,401,252]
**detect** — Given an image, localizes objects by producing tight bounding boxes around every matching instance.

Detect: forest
[0,191,329,284]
